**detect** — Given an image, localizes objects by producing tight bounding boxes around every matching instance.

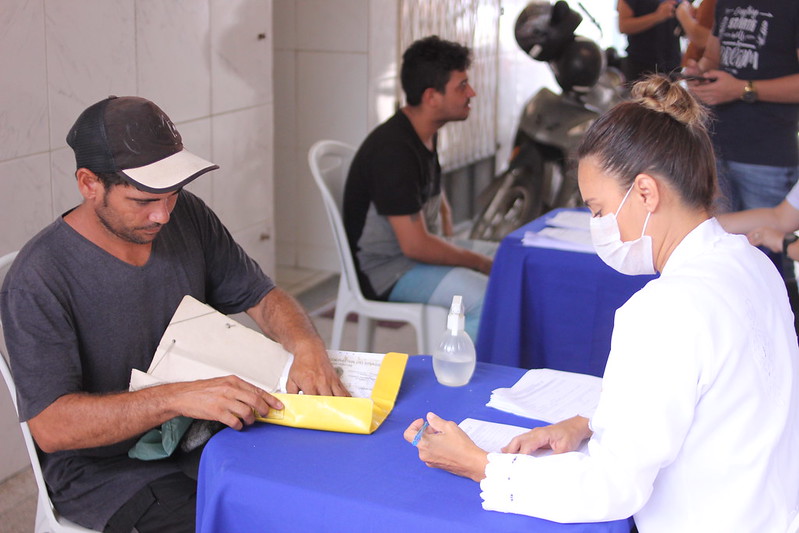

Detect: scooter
[469,1,625,241]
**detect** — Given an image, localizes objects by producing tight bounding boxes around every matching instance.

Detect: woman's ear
[633,173,661,213]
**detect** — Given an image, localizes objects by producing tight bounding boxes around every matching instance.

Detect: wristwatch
[783,233,798,256]
[741,80,758,103]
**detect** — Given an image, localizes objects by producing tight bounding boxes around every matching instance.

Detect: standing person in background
[677,0,716,66]
[617,0,683,83]
[684,1,799,213]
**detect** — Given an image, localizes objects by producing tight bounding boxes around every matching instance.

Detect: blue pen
[412,420,429,447]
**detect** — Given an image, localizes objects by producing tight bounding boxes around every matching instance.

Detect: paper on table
[459,418,529,453]
[329,350,384,398]
[521,209,595,253]
[545,210,591,230]
[459,418,589,456]
[487,368,602,423]
[522,227,595,253]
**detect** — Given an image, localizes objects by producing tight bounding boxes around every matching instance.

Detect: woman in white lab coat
[404,75,799,532]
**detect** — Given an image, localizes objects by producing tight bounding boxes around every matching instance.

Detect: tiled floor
[0,267,419,532]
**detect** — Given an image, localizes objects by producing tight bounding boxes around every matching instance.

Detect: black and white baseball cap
[66,96,218,193]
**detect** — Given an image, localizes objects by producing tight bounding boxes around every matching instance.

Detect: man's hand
[286,340,350,396]
[502,415,591,455]
[475,254,493,275]
[746,226,783,254]
[247,288,350,397]
[687,69,745,106]
[654,0,677,22]
[403,412,488,482]
[682,59,703,78]
[170,375,284,430]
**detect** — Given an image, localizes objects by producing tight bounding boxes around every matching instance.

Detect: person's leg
[714,158,739,213]
[723,160,798,211]
[104,472,196,533]
[388,239,497,341]
[389,263,489,341]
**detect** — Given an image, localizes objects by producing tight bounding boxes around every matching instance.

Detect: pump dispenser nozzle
[447,295,465,332]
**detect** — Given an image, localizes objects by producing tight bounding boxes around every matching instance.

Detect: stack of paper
[487,368,602,423]
[521,210,595,254]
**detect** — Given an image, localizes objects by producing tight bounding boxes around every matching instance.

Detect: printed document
[328,351,384,398]
[459,418,589,456]
[487,368,602,423]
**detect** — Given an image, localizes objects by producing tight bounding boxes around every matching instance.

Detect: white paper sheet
[487,368,602,423]
[459,418,589,456]
[545,210,591,230]
[328,351,385,399]
[521,209,595,254]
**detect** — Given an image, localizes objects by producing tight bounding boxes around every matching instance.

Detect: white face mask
[589,184,656,276]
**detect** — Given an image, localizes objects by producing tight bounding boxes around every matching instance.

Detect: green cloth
[128,416,193,461]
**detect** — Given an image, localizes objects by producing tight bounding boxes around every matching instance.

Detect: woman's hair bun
[631,74,708,129]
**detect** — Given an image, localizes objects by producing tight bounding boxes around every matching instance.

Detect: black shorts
[104,472,196,533]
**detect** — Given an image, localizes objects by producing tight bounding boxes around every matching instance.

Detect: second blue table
[476,209,656,377]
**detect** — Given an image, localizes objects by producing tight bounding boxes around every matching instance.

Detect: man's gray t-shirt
[0,190,274,530]
[344,111,443,299]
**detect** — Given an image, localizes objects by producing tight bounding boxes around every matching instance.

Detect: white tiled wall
[0,0,275,482]
[274,0,390,272]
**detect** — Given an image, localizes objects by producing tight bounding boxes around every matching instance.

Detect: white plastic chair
[308,140,448,355]
[0,251,98,532]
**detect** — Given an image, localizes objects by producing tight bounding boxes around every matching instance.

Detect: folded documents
[545,210,591,230]
[522,210,595,253]
[261,349,407,434]
[130,295,407,435]
[487,368,601,423]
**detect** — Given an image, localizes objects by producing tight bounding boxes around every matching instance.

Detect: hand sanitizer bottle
[433,295,476,387]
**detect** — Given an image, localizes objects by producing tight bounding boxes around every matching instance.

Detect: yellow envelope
[257,351,408,434]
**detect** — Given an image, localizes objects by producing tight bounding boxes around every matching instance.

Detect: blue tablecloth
[477,209,656,377]
[197,356,633,533]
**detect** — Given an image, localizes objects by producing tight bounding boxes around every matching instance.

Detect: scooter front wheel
[469,168,539,241]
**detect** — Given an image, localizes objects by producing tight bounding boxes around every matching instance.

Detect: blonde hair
[576,75,717,211]
[631,74,709,129]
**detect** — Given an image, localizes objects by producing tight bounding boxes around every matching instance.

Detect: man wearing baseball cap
[0,96,348,532]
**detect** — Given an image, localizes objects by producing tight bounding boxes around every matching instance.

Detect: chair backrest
[0,251,97,532]
[308,141,363,299]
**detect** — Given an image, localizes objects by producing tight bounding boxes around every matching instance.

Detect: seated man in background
[0,96,348,532]
[344,36,496,341]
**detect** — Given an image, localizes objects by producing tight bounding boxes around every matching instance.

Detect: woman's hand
[404,413,489,481]
[502,416,592,455]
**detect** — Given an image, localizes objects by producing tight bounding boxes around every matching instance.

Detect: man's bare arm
[246,288,349,396]
[618,0,675,36]
[389,213,492,274]
[28,376,283,453]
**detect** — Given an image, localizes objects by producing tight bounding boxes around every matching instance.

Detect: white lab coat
[480,218,799,532]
